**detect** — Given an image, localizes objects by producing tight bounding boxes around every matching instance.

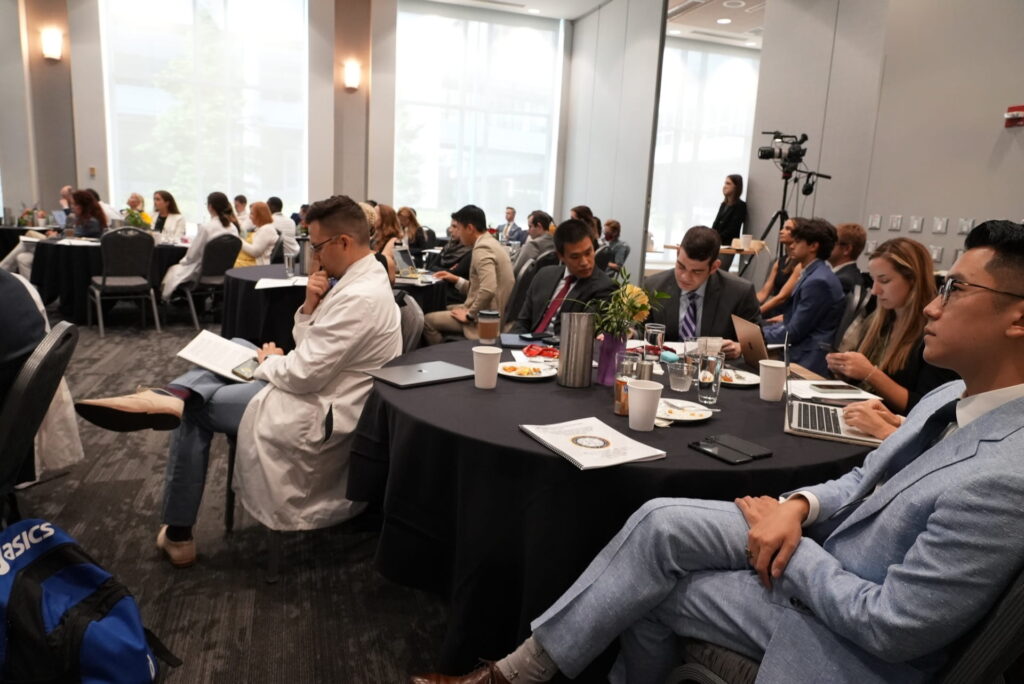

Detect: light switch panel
[888,215,903,232]
[909,216,923,233]
[958,218,974,235]
[929,245,944,262]
[867,214,881,230]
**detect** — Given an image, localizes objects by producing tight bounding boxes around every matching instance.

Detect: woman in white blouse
[152,190,187,242]
[234,201,278,267]
[161,191,239,300]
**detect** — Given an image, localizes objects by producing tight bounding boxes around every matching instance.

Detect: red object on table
[523,344,559,359]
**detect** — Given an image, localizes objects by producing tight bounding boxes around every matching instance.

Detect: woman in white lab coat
[152,190,187,242]
[234,201,279,267]
[160,191,239,300]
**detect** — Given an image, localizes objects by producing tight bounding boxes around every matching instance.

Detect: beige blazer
[456,231,515,319]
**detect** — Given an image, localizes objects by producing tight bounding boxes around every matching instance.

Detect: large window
[648,39,759,266]
[101,0,308,222]
[394,0,563,231]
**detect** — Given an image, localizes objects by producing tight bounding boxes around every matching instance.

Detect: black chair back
[269,236,285,264]
[534,249,559,270]
[594,245,612,271]
[424,228,437,249]
[99,228,154,286]
[198,234,243,284]
[394,290,425,353]
[504,257,543,326]
[833,284,867,348]
[0,322,78,493]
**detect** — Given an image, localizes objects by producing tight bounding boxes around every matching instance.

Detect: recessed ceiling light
[527,8,540,13]
[716,18,732,25]
[669,29,681,35]
[722,0,745,8]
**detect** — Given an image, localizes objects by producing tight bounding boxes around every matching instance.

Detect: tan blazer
[456,231,515,319]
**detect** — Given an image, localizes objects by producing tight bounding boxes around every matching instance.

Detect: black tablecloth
[394,279,447,313]
[221,265,305,350]
[30,240,187,323]
[0,226,32,254]
[349,341,870,677]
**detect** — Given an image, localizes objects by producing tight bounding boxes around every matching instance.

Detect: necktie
[679,291,699,339]
[534,275,576,333]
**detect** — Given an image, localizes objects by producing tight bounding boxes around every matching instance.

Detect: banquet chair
[534,249,559,270]
[0,322,77,526]
[667,563,1024,684]
[395,289,424,353]
[184,233,243,330]
[269,237,284,264]
[833,283,869,348]
[594,245,612,271]
[503,258,542,330]
[424,228,437,249]
[223,438,281,584]
[87,227,161,337]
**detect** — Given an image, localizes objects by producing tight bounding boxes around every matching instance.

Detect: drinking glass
[643,323,666,362]
[667,361,693,392]
[696,352,725,406]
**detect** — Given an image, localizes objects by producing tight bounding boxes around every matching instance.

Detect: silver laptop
[732,314,769,367]
[394,243,426,278]
[781,332,882,447]
[51,210,68,228]
[365,361,474,388]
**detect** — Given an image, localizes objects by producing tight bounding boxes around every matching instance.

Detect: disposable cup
[472,346,503,389]
[740,234,753,250]
[759,360,786,401]
[626,379,662,431]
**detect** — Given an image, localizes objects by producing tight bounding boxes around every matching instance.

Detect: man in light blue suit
[411,220,1024,684]
[762,218,845,376]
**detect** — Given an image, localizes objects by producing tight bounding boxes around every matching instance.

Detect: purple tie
[680,291,699,339]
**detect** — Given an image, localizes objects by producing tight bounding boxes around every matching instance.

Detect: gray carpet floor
[18,303,447,683]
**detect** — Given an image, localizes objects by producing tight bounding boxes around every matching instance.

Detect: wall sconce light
[41,28,63,61]
[343,59,361,91]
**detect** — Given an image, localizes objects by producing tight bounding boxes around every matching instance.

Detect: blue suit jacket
[754,381,1024,683]
[763,259,844,376]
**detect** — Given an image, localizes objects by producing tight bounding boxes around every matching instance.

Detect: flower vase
[596,335,627,386]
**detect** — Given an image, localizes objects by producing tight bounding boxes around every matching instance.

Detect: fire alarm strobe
[1006,105,1024,128]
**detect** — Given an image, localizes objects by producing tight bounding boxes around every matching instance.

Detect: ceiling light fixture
[716,18,732,25]
[527,8,541,13]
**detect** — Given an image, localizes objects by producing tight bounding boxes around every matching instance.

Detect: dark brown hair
[680,225,720,264]
[305,195,371,245]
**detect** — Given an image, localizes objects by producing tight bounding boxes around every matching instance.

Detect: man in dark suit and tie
[643,226,761,359]
[500,207,525,244]
[828,222,867,294]
[510,219,615,335]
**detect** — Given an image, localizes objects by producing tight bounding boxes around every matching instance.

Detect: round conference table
[348,341,870,678]
[29,239,187,323]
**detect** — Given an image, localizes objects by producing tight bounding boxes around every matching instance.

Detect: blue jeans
[162,339,267,527]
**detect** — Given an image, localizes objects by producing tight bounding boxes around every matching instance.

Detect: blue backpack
[0,519,180,683]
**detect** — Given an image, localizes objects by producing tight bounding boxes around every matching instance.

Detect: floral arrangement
[591,268,669,339]
[17,208,46,227]
[123,208,148,228]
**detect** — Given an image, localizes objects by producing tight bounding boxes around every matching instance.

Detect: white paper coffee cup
[740,234,753,249]
[627,379,663,431]
[759,360,786,401]
[472,346,503,389]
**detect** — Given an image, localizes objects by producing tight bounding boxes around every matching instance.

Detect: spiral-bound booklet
[520,417,665,470]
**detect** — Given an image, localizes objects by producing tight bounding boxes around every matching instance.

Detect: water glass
[667,361,693,392]
[696,352,725,406]
[284,255,295,278]
[643,323,666,362]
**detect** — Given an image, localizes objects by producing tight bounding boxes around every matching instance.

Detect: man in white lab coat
[76,195,403,568]
[268,195,300,257]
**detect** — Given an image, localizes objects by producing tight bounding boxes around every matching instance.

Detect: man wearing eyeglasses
[413,221,1024,684]
[76,195,403,568]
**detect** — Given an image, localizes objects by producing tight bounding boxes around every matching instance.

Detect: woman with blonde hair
[234,201,278,267]
[125,193,153,225]
[827,237,958,438]
[397,206,427,250]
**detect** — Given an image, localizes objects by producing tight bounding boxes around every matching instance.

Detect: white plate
[721,369,759,387]
[656,400,713,422]
[498,362,557,380]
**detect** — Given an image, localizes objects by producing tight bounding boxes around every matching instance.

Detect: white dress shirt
[272,213,300,257]
[677,278,709,337]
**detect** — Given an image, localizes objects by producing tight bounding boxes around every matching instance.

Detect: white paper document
[520,417,666,470]
[58,238,100,246]
[787,380,880,402]
[18,236,40,244]
[254,277,308,290]
[176,330,258,382]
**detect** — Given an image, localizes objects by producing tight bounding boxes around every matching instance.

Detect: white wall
[561,0,666,280]
[308,0,336,201]
[67,0,109,198]
[367,0,398,204]
[0,0,36,215]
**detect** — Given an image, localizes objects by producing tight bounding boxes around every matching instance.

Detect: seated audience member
[161,191,239,300]
[413,220,1024,684]
[601,220,630,273]
[510,219,615,335]
[762,218,844,376]
[423,205,515,344]
[375,204,404,275]
[359,202,395,285]
[268,196,299,258]
[124,193,153,225]
[499,207,525,244]
[826,238,959,438]
[234,195,251,232]
[86,188,120,224]
[570,205,601,246]
[397,206,427,251]
[512,211,556,275]
[291,203,309,228]
[5,190,108,279]
[829,222,867,294]
[151,190,187,241]
[711,173,747,270]
[58,185,74,215]
[76,195,403,566]
[757,217,804,316]
[234,201,278,267]
[644,226,761,359]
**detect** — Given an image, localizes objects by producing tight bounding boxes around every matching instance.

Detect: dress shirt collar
[683,277,709,299]
[957,382,1024,428]
[830,260,853,273]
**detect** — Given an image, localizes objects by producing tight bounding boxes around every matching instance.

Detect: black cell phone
[810,382,857,393]
[818,342,838,353]
[689,439,753,465]
[520,332,553,341]
[709,434,773,460]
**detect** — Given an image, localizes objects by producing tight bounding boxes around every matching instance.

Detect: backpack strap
[144,628,182,668]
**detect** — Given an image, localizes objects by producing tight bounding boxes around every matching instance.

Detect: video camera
[757,131,808,178]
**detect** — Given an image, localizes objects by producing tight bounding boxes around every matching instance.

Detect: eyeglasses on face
[311,235,340,253]
[939,275,1024,306]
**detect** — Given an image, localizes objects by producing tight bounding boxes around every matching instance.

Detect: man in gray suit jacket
[509,219,615,335]
[644,226,761,359]
[512,211,555,276]
[411,220,1024,684]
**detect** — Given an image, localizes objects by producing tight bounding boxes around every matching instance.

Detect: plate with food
[498,362,558,380]
[655,400,714,422]
[720,368,759,387]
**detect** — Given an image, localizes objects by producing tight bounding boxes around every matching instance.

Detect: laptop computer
[732,314,769,367]
[394,243,429,279]
[365,361,474,388]
[50,210,67,228]
[780,333,882,447]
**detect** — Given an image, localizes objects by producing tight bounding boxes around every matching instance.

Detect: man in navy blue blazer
[762,218,845,376]
[412,220,1024,684]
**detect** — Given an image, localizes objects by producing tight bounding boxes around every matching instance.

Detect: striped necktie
[680,291,699,339]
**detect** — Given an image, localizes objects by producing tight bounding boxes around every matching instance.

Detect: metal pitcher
[557,312,595,388]
[297,238,313,276]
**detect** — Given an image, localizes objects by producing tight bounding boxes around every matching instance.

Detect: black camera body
[757,131,808,178]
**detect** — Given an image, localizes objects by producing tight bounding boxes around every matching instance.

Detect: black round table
[221,264,306,350]
[0,226,33,254]
[30,239,187,323]
[348,341,870,678]
[394,279,448,313]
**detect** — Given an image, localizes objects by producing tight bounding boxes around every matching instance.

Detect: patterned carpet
[18,303,447,683]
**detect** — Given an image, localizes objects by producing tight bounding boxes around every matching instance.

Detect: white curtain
[100,0,308,222]
[394,0,563,232]
[648,39,759,267]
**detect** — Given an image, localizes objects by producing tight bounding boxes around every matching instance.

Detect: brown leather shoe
[409,662,511,684]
